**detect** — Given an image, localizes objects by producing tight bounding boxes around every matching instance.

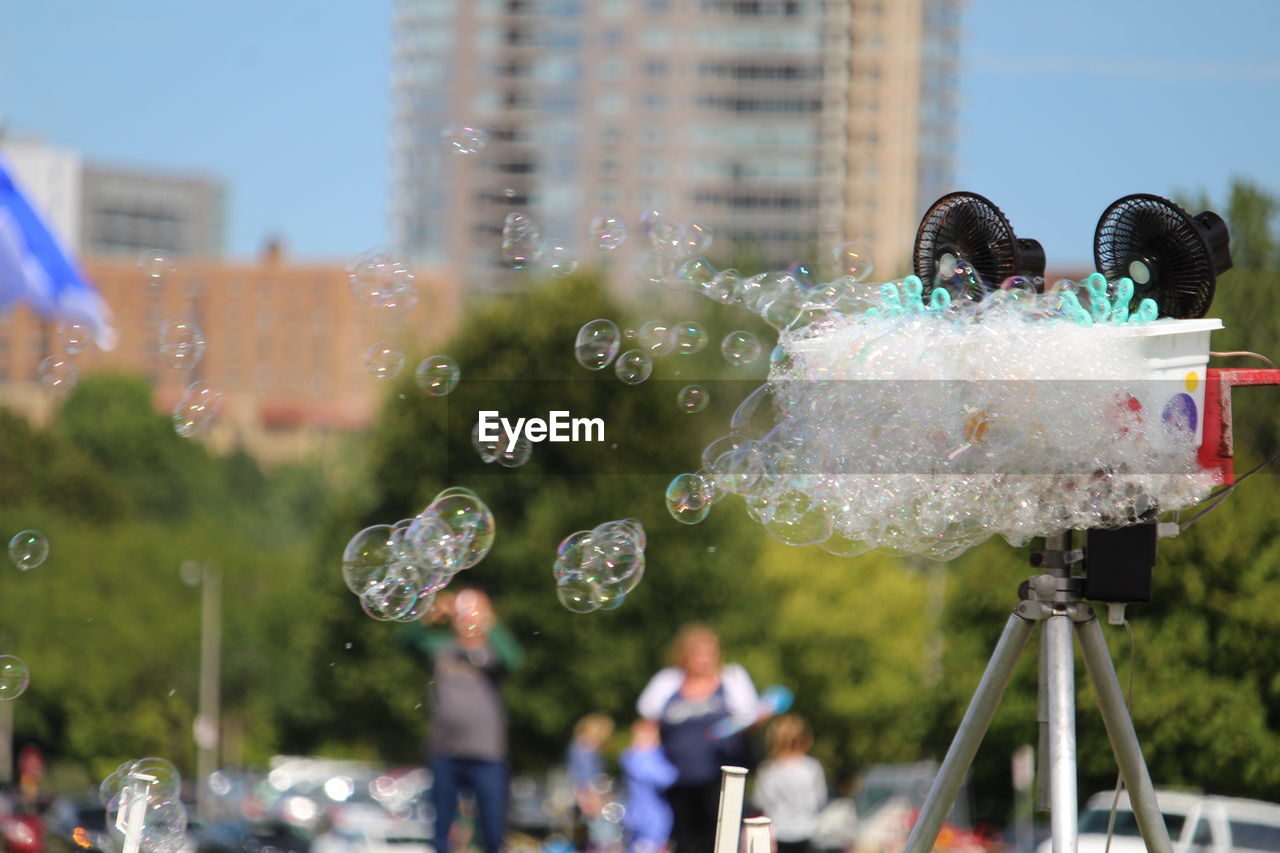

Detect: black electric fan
[1093,193,1232,319]
[913,191,1046,294]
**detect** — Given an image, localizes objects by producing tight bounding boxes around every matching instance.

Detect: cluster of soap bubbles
[573,318,711,387]
[38,312,106,391]
[552,518,646,613]
[342,488,495,621]
[100,758,186,853]
[502,213,580,277]
[8,530,48,571]
[348,249,420,382]
[0,655,29,700]
[132,252,226,438]
[676,278,1216,559]
[36,244,127,390]
[501,207,716,284]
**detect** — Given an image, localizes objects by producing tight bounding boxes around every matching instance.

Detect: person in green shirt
[398,588,523,853]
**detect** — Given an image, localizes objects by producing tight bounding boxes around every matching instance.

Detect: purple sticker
[1161,393,1197,434]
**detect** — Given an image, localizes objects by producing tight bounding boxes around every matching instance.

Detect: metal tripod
[902,533,1172,853]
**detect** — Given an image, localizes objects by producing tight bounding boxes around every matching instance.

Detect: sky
[1,0,1277,268]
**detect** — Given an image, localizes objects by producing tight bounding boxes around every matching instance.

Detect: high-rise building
[390,0,960,294]
[81,164,225,258]
[0,136,226,258]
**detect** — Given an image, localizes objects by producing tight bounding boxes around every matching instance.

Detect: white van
[1035,789,1280,853]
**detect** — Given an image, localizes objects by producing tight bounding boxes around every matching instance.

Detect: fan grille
[1094,193,1216,319]
[913,192,1019,292]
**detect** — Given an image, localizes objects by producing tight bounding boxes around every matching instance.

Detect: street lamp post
[181,561,221,823]
[0,697,11,785]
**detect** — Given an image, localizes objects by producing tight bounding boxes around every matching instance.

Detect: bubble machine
[885,193,1280,853]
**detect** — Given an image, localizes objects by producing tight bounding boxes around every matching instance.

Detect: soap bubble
[442,123,488,154]
[832,243,874,282]
[8,530,48,571]
[678,258,716,289]
[502,213,541,270]
[138,251,176,287]
[342,525,397,595]
[426,487,495,570]
[37,355,78,392]
[702,269,741,304]
[349,250,413,306]
[117,758,182,805]
[787,261,817,289]
[158,317,207,369]
[602,802,626,823]
[171,381,223,439]
[540,244,580,277]
[556,577,601,613]
[57,319,92,355]
[675,322,708,355]
[935,256,984,302]
[101,758,187,853]
[404,512,465,581]
[721,331,762,366]
[496,434,533,468]
[638,321,675,357]
[372,285,419,317]
[638,208,667,238]
[365,342,405,379]
[589,211,628,250]
[472,422,501,463]
[361,578,420,621]
[683,222,714,255]
[649,220,687,258]
[614,350,653,385]
[0,656,29,701]
[415,356,460,396]
[552,518,646,613]
[666,474,712,524]
[677,385,709,413]
[575,319,621,370]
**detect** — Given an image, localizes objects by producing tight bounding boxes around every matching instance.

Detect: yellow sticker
[1185,371,1199,392]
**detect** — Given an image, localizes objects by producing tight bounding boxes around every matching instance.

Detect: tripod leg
[903,611,1036,853]
[1036,628,1051,812]
[1045,613,1077,853]
[1076,615,1173,853]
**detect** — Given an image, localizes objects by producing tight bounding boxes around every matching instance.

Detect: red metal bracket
[1198,368,1280,485]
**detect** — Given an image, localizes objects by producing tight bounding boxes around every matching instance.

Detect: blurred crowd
[0,590,994,853]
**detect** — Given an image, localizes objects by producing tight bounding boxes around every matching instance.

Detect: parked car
[41,799,109,853]
[1036,789,1280,853]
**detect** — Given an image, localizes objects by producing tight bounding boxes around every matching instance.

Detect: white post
[118,773,156,853]
[714,766,749,853]
[744,817,773,853]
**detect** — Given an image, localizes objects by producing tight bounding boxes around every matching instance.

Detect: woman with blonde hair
[636,624,760,853]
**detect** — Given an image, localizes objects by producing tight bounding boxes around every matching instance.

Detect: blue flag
[0,156,116,350]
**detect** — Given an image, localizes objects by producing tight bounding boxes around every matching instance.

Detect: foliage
[3,179,1280,837]
[0,375,331,777]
